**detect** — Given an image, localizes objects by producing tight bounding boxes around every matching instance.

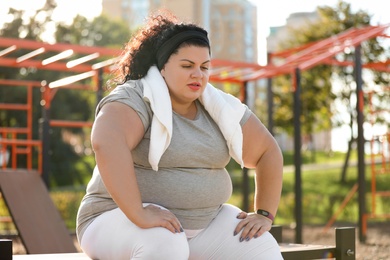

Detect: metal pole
[355,44,366,242]
[242,167,249,212]
[40,83,51,188]
[293,68,303,243]
[267,77,274,135]
[97,68,104,105]
[267,53,274,135]
[242,81,249,212]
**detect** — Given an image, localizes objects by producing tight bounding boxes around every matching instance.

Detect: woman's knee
[81,207,189,259]
[136,230,189,259]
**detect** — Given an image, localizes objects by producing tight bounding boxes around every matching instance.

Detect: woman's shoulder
[98,80,145,106]
[96,80,151,124]
[109,79,144,98]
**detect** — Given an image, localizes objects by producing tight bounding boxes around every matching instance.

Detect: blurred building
[102,0,257,62]
[267,11,319,53]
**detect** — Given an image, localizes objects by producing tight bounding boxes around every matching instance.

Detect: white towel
[141,66,246,171]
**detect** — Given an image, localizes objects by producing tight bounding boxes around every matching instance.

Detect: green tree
[55,14,131,48]
[0,1,132,187]
[0,0,58,170]
[272,0,389,163]
[0,0,57,40]
[45,14,131,186]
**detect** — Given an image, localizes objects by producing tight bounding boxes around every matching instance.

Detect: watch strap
[256,209,274,222]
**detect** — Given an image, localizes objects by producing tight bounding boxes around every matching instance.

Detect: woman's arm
[91,102,182,233]
[234,113,283,241]
[242,113,283,217]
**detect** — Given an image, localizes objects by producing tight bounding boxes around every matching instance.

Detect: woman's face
[161,45,210,106]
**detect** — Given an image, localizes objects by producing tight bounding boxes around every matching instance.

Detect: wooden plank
[13,253,89,259]
[270,226,356,260]
[335,227,356,260]
[0,239,12,260]
[0,169,77,253]
[280,243,335,259]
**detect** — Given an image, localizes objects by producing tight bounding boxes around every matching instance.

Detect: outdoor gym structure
[0,23,389,253]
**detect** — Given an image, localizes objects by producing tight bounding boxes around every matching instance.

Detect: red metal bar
[211,59,263,70]
[0,104,29,110]
[0,139,42,173]
[0,128,29,134]
[0,57,96,72]
[322,183,359,233]
[300,25,388,70]
[0,140,42,149]
[0,79,42,87]
[0,80,42,174]
[49,120,93,128]
[27,84,33,169]
[0,37,120,56]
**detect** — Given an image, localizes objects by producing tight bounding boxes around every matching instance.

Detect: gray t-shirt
[76,80,251,241]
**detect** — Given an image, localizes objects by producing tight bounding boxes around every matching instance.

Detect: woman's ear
[160,67,166,78]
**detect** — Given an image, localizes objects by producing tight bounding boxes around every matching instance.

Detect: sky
[252,0,389,64]
[1,0,389,65]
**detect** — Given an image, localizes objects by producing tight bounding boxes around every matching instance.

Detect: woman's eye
[201,67,209,70]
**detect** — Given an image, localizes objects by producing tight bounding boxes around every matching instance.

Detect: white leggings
[80,204,283,260]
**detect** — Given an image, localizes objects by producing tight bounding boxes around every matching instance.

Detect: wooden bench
[5,226,356,259]
[12,253,90,259]
[270,225,356,260]
[0,169,77,254]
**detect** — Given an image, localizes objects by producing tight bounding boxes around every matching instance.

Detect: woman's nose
[191,67,203,78]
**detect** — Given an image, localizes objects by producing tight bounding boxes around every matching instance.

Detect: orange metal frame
[322,87,390,235]
[0,79,43,173]
[2,25,388,88]
[366,88,390,225]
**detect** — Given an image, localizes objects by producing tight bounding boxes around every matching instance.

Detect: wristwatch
[256,209,274,222]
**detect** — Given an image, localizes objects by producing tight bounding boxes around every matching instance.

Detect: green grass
[282,150,356,165]
[50,188,86,230]
[229,161,390,225]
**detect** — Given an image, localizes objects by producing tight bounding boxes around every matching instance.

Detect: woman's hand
[141,204,183,234]
[234,211,272,242]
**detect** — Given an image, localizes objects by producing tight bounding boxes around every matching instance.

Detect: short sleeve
[239,104,252,126]
[96,80,152,130]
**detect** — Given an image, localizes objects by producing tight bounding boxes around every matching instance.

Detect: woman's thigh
[81,206,189,260]
[188,204,283,260]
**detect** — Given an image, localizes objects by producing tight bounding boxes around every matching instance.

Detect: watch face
[258,209,269,216]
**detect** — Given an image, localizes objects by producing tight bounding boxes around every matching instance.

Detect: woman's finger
[234,214,273,242]
[157,209,183,233]
[245,223,263,240]
[233,217,248,236]
[144,205,183,233]
[236,211,248,219]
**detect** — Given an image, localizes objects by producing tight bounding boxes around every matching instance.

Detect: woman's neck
[172,101,197,120]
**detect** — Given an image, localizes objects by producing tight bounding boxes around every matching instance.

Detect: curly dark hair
[112,10,210,84]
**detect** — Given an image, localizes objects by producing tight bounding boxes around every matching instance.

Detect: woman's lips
[188,82,201,90]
